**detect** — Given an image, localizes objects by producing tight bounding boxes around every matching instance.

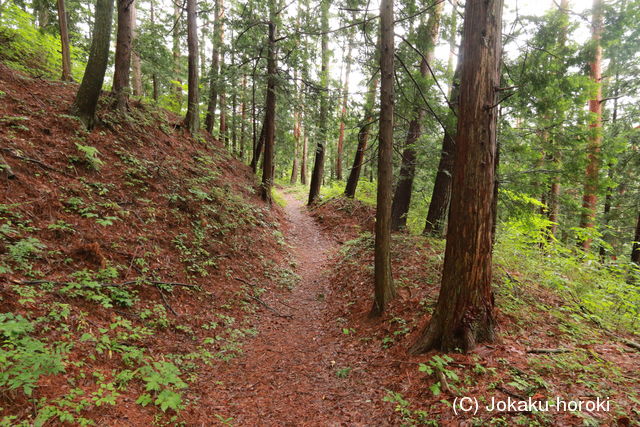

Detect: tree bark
[204,0,220,134]
[112,0,134,110]
[632,211,640,265]
[130,0,143,97]
[579,0,603,250]
[301,122,308,185]
[250,121,266,173]
[71,0,114,128]
[336,33,354,181]
[307,0,330,205]
[424,2,459,236]
[344,36,380,198]
[56,0,73,81]
[183,0,200,133]
[370,0,395,317]
[261,14,277,203]
[239,74,247,161]
[391,1,443,232]
[172,0,183,108]
[411,0,503,353]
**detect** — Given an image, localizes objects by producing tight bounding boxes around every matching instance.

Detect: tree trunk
[344,36,380,198]
[250,122,266,173]
[411,0,503,353]
[579,0,603,250]
[130,0,143,97]
[71,0,114,128]
[632,211,640,265]
[239,74,247,161]
[424,3,460,236]
[261,14,277,203]
[183,0,200,133]
[307,0,330,205]
[56,0,72,81]
[112,0,134,110]
[370,0,395,317]
[391,1,443,232]
[150,0,158,101]
[336,33,354,181]
[301,123,308,185]
[205,0,222,133]
[172,0,183,109]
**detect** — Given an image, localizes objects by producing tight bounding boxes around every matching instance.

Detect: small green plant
[383,390,435,426]
[74,143,104,170]
[137,361,187,412]
[0,313,68,396]
[418,354,459,396]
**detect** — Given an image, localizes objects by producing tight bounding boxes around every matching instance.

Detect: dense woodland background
[1,0,640,424]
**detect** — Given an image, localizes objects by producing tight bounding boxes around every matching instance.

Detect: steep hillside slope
[0,64,290,425]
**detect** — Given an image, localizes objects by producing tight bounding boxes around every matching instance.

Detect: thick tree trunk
[308,0,330,205]
[344,44,379,198]
[391,2,443,232]
[411,0,503,353]
[130,0,143,97]
[172,1,183,109]
[261,17,277,203]
[56,0,72,81]
[579,0,603,250]
[291,106,300,185]
[300,124,308,185]
[112,0,134,110]
[205,0,222,134]
[150,0,158,101]
[250,122,266,173]
[71,0,114,128]
[370,0,395,317]
[632,211,640,265]
[336,35,353,181]
[424,3,459,236]
[183,0,200,133]
[239,74,247,161]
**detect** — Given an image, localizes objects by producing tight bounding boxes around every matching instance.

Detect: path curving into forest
[200,191,378,425]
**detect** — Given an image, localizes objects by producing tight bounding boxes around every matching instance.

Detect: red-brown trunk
[411,0,503,353]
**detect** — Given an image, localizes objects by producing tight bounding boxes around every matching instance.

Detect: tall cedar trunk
[391,2,443,231]
[172,1,182,108]
[205,0,221,133]
[579,0,603,250]
[112,0,133,110]
[424,1,458,236]
[301,123,308,184]
[599,70,619,257]
[344,37,380,198]
[261,17,277,203]
[218,0,227,144]
[71,0,114,128]
[183,0,199,133]
[336,34,353,181]
[231,43,238,155]
[546,0,570,239]
[632,211,640,265]
[239,74,247,161]
[56,0,73,81]
[150,0,159,101]
[370,0,395,317]
[411,0,503,353]
[130,0,143,96]
[307,0,329,205]
[250,122,266,173]
[290,72,300,184]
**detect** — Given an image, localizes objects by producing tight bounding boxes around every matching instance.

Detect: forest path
[199,190,378,425]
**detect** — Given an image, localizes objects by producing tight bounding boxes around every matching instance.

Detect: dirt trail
[201,191,379,425]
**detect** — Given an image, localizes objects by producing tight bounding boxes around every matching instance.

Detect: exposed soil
[192,191,390,425]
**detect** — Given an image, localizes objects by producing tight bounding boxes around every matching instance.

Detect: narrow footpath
[198,191,381,425]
